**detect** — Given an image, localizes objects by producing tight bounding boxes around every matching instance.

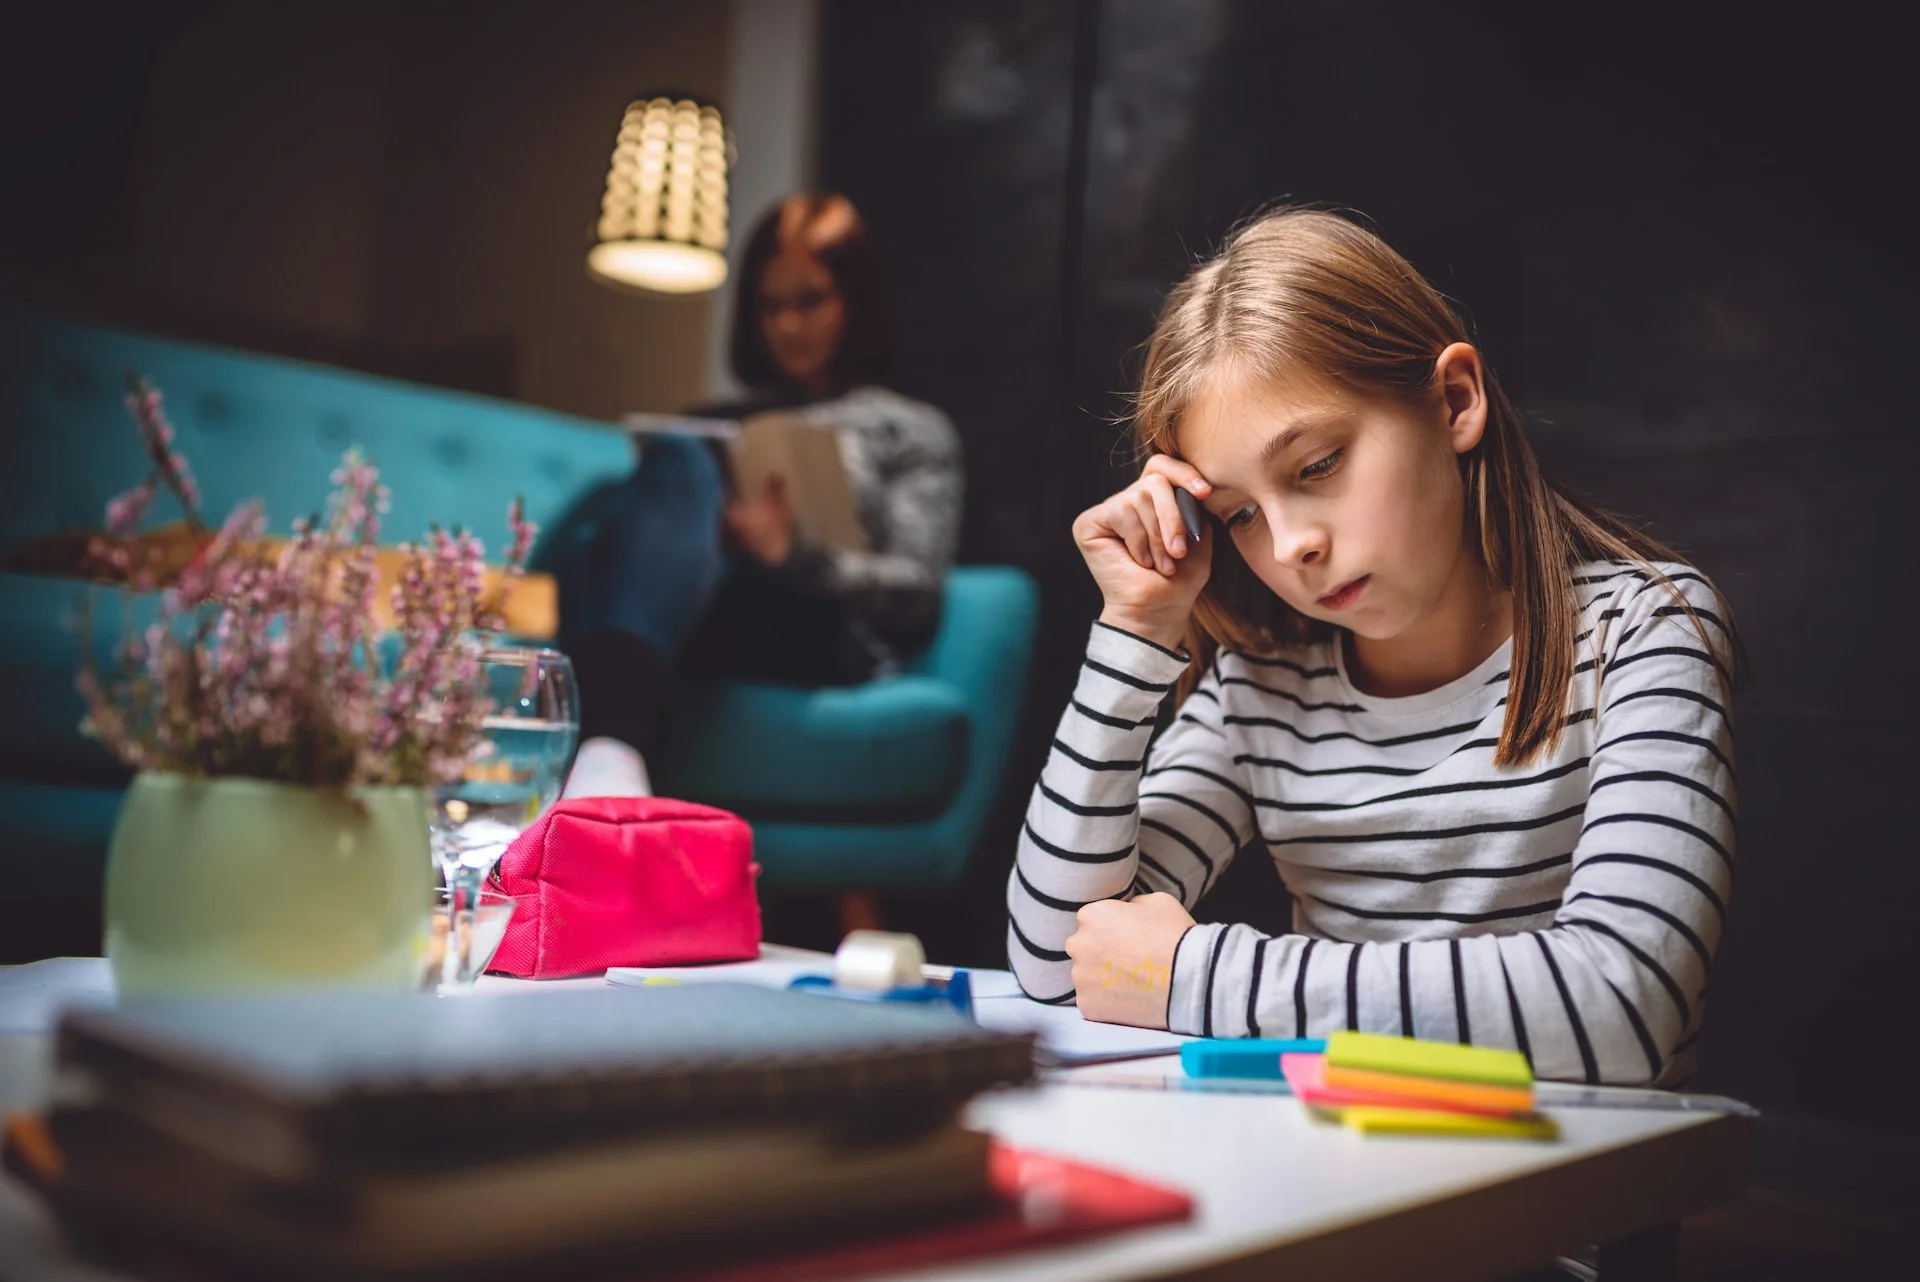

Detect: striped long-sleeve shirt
[1006,561,1735,1086]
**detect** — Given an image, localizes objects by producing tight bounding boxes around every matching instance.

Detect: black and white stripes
[1007,562,1736,1086]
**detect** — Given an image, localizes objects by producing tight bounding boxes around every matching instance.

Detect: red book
[675,1142,1194,1282]
[6,1117,1192,1282]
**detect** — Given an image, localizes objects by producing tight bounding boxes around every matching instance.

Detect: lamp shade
[587,96,731,296]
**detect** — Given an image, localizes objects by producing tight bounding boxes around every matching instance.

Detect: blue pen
[786,968,975,1020]
[944,969,974,1018]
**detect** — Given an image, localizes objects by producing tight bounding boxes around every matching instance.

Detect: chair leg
[838,891,882,936]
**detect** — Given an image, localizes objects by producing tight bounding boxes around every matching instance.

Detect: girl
[1007,208,1737,1086]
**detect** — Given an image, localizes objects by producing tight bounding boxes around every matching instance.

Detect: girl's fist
[1072,454,1213,649]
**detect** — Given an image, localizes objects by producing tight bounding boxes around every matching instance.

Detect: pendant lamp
[587,96,732,296]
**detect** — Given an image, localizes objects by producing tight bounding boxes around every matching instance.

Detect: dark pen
[1174,487,1205,546]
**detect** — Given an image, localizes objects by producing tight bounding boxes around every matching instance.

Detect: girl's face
[1175,347,1489,644]
[758,246,845,391]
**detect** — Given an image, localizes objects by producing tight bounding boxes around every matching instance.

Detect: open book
[624,411,867,553]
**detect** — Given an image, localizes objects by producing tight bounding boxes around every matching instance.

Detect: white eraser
[834,930,926,991]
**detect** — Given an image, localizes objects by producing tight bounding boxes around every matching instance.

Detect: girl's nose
[1268,507,1329,568]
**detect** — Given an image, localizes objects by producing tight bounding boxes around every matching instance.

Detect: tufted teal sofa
[0,304,1038,954]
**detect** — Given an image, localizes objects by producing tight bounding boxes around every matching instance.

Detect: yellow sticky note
[1326,1031,1533,1089]
[1340,1106,1559,1140]
[638,977,683,987]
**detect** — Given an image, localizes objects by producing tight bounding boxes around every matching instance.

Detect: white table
[0,958,1748,1282]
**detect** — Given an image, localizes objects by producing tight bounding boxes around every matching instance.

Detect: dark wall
[821,0,1919,1158]
[1,1,729,419]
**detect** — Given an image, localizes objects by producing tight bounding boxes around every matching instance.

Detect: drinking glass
[430,645,578,991]
[423,889,519,992]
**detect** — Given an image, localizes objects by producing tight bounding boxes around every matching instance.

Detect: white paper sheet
[922,965,1024,999]
[605,954,1181,1065]
[608,953,1031,998]
[604,945,833,991]
[0,957,116,1034]
[971,994,1192,1065]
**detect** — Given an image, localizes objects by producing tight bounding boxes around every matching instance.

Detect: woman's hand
[1072,455,1213,650]
[1066,892,1197,1029]
[725,474,795,566]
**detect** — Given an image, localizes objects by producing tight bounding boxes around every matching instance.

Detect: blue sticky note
[1181,1037,1328,1079]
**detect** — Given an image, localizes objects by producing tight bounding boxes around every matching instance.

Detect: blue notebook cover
[57,983,1035,1173]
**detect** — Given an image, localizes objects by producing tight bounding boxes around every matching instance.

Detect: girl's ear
[1435,343,1488,455]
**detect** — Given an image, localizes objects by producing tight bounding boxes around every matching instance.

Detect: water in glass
[431,647,578,990]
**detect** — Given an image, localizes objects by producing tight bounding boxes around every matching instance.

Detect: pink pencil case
[488,796,762,979]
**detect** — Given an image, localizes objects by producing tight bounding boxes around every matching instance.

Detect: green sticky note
[1340,1106,1559,1141]
[1325,1031,1533,1089]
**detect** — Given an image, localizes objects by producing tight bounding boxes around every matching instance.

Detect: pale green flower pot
[104,773,435,997]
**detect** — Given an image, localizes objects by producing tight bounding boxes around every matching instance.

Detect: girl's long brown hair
[1136,208,1738,766]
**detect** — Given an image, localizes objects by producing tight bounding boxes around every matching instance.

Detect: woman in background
[556,193,964,799]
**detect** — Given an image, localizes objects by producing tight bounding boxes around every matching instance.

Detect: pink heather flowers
[115,377,204,536]
[78,376,539,788]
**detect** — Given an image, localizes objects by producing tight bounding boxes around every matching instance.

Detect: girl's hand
[725,474,795,566]
[1072,455,1213,649]
[1066,892,1197,1029]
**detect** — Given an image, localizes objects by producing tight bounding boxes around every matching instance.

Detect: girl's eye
[1224,505,1259,531]
[1300,449,1343,481]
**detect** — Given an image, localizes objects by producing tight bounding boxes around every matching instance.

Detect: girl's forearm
[1007,623,1253,1002]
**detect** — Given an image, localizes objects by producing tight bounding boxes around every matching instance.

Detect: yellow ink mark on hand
[1127,961,1169,992]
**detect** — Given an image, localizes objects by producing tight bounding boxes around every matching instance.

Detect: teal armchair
[662,566,1038,889]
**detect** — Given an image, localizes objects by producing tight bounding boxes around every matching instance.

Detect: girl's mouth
[1317,575,1370,611]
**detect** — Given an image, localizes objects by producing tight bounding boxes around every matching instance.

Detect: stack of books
[30,983,1042,1279]
[1281,1031,1559,1139]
